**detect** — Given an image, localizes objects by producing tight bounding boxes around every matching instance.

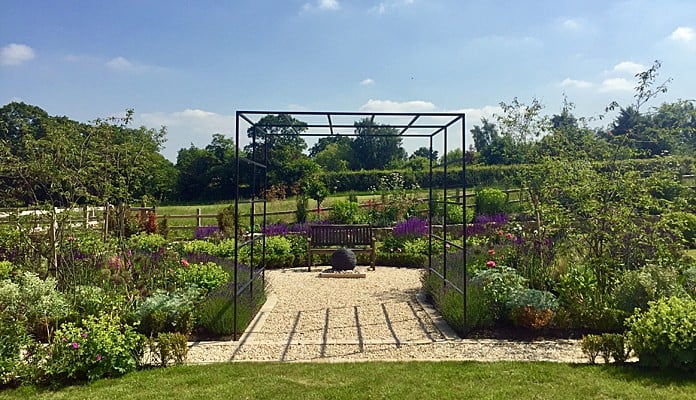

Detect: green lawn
[2,361,694,400]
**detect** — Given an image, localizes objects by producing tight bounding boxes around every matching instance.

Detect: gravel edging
[187,267,587,364]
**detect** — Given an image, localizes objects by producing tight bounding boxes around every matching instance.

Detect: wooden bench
[307,224,376,271]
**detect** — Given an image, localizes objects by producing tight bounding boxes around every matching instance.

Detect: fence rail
[3,173,692,236]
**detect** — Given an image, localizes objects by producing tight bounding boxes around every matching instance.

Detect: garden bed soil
[467,324,603,341]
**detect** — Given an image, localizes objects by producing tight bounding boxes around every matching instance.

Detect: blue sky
[2,0,696,161]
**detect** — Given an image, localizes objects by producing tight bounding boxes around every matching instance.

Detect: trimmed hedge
[316,156,696,192]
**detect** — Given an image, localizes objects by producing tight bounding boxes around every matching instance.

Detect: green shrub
[0,317,31,385]
[612,265,684,314]
[134,289,199,337]
[554,265,625,330]
[0,261,13,280]
[600,333,632,364]
[475,188,507,216]
[506,288,558,329]
[581,334,603,364]
[68,285,128,318]
[662,211,696,248]
[0,272,69,341]
[217,204,235,234]
[683,265,696,298]
[45,313,145,383]
[288,234,308,267]
[127,232,168,252]
[295,195,309,223]
[470,266,527,320]
[627,296,696,371]
[329,200,362,224]
[238,236,293,268]
[147,332,188,367]
[445,205,466,224]
[582,333,632,364]
[174,261,229,294]
[182,240,219,256]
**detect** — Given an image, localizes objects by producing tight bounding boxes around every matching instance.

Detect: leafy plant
[328,200,362,224]
[626,296,696,371]
[581,334,603,364]
[470,265,527,320]
[128,232,167,253]
[662,211,696,248]
[0,316,31,385]
[682,265,696,298]
[238,236,293,268]
[147,332,188,367]
[506,288,558,329]
[295,195,309,224]
[446,205,466,224]
[174,261,230,294]
[0,260,13,280]
[45,313,145,383]
[68,284,128,319]
[0,271,69,341]
[612,265,683,314]
[599,333,632,364]
[475,188,507,216]
[134,288,199,337]
[217,204,235,234]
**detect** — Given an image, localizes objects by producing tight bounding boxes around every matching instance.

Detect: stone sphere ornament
[331,248,357,271]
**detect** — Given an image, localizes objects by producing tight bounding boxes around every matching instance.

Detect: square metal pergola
[231,110,466,340]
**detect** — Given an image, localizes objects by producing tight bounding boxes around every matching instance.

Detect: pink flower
[486,261,496,268]
[506,233,513,239]
[72,342,79,349]
[81,333,87,338]
[396,248,402,253]
[61,337,67,342]
[497,230,504,236]
[488,249,495,256]
[96,354,102,362]
[181,259,189,267]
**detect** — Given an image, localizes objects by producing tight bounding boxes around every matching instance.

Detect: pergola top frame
[236,110,465,138]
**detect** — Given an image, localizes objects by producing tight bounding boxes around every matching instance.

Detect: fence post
[49,207,58,271]
[83,205,89,229]
[103,203,109,240]
[196,208,202,228]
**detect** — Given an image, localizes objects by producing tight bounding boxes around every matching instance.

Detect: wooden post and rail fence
[3,174,695,242]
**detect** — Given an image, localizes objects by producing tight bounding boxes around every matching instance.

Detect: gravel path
[187,267,586,364]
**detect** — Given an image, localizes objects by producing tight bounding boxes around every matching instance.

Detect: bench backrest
[308,224,373,246]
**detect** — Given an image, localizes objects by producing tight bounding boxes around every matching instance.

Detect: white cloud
[0,43,36,66]
[561,18,582,31]
[613,61,645,75]
[360,78,375,86]
[105,56,163,73]
[600,77,634,92]
[669,26,695,43]
[106,56,134,70]
[319,0,340,10]
[371,0,415,14]
[452,105,501,125]
[359,99,437,112]
[561,78,593,89]
[303,0,340,12]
